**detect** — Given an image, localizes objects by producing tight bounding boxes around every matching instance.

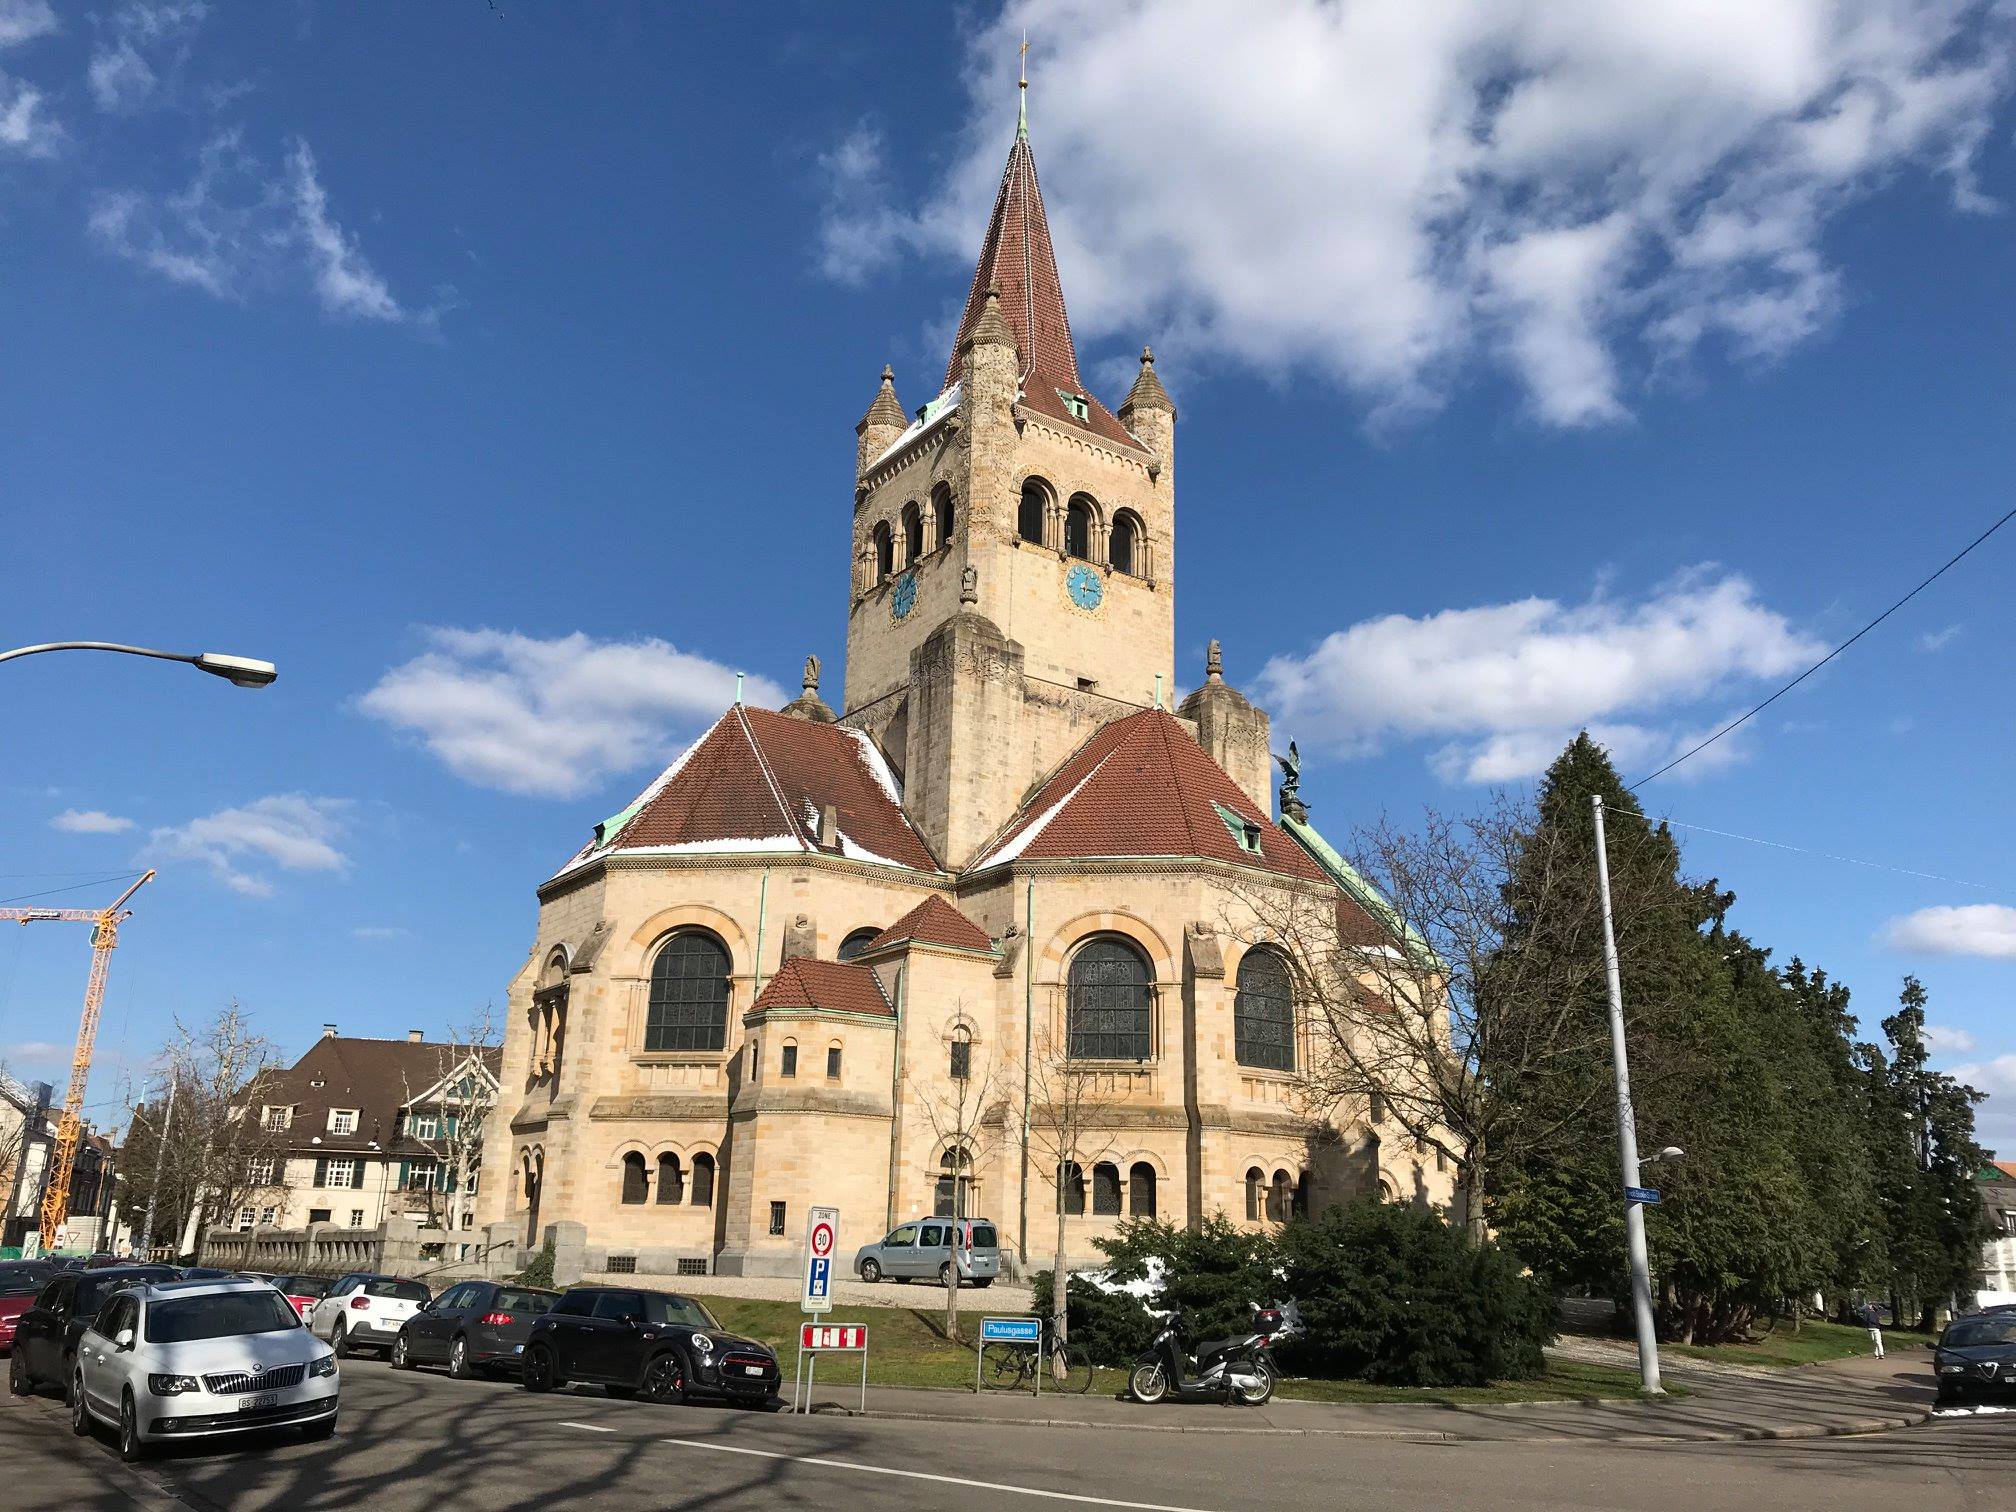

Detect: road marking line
[560,1420,617,1432]
[658,1437,1223,1512]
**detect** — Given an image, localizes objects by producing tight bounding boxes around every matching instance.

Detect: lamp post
[0,642,276,688]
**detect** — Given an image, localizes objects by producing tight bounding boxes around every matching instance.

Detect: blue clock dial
[1066,562,1104,611]
[891,571,918,620]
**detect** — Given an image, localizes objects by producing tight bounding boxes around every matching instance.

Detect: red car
[0,1261,58,1354]
[254,1272,332,1320]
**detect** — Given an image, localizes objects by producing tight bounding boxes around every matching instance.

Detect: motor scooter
[1127,1307,1281,1406]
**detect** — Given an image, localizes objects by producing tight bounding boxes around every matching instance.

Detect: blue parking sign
[808,1256,831,1300]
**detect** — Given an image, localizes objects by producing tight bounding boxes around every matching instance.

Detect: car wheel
[69,1374,91,1437]
[333,1322,353,1359]
[521,1344,560,1393]
[9,1349,30,1396]
[859,1259,882,1283]
[447,1337,473,1381]
[390,1333,413,1370]
[117,1391,149,1463]
[938,1262,957,1287]
[642,1354,686,1405]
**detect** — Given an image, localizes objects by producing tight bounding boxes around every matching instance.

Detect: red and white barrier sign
[800,1323,868,1352]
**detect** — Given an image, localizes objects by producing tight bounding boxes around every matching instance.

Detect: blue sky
[3,2,2013,1148]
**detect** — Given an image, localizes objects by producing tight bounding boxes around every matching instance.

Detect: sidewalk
[794,1346,1936,1444]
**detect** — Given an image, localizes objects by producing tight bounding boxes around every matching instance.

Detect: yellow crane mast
[1,870,153,1251]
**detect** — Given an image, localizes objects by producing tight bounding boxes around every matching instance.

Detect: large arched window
[931,485,955,551]
[1129,1162,1157,1217]
[1067,937,1153,1060]
[1091,1162,1122,1216]
[655,1153,684,1206]
[902,502,924,566]
[690,1152,716,1208]
[1018,480,1048,545]
[646,932,730,1052]
[1064,495,1096,560]
[620,1152,648,1205]
[1110,511,1143,577]
[1234,949,1295,1072]
[935,1146,974,1219]
[949,1026,972,1081]
[872,522,894,584]
[837,927,881,962]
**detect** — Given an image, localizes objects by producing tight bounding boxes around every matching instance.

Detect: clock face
[1066,562,1104,611]
[891,571,918,621]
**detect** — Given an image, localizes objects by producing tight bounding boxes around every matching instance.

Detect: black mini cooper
[1933,1310,2016,1407]
[520,1286,779,1407]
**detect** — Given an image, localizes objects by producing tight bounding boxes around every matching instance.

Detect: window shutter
[397,1160,410,1186]
[314,1157,328,1187]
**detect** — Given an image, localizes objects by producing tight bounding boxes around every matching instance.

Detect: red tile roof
[971,709,1330,883]
[561,706,938,876]
[748,957,893,1019]
[866,896,995,954]
[943,130,1141,454]
[1993,1160,2016,1182]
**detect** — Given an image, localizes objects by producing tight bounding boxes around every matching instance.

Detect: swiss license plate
[743,1365,764,1376]
[238,1393,282,1412]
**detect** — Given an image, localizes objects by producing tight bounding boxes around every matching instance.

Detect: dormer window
[329,1108,358,1136]
[1213,802,1264,854]
[261,1106,292,1132]
[1057,389,1090,423]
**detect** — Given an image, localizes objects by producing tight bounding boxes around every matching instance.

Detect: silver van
[853,1217,1000,1286]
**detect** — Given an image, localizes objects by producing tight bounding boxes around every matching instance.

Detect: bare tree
[393,1007,501,1237]
[904,1003,1008,1346]
[1228,797,1654,1239]
[1022,1028,1119,1363]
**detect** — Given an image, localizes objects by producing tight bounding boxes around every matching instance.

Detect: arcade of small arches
[1016,477,1155,581]
[860,483,957,592]
[616,1145,720,1209]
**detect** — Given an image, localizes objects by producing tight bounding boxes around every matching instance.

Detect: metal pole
[1020,878,1034,1270]
[1591,795,1663,1395]
[140,1073,176,1260]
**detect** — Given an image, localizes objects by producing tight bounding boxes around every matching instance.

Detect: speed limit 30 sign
[801,1205,840,1314]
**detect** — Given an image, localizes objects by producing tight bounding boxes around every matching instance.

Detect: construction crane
[2,870,153,1251]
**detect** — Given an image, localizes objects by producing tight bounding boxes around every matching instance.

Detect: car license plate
[743,1365,764,1376]
[238,1393,282,1412]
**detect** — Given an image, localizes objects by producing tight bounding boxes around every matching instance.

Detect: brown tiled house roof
[747,958,893,1019]
[970,709,1330,883]
[557,705,938,878]
[942,129,1141,454]
[244,1035,501,1157]
[867,896,995,954]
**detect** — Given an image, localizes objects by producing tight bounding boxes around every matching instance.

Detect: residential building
[1980,1159,2016,1303]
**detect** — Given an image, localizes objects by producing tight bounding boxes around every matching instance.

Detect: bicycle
[980,1318,1094,1393]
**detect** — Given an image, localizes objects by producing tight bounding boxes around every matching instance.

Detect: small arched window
[1244,1166,1264,1222]
[1067,937,1153,1060]
[1111,511,1143,577]
[1091,1162,1122,1216]
[656,1153,684,1206]
[647,932,731,1052]
[620,1152,648,1205]
[902,502,924,565]
[780,1039,798,1079]
[872,521,894,584]
[1129,1162,1157,1217]
[1064,495,1095,560]
[1268,1169,1293,1222]
[690,1152,716,1208]
[949,1026,971,1081]
[1058,1160,1086,1216]
[936,1145,974,1219]
[837,928,881,962]
[1018,480,1048,545]
[932,485,955,550]
[1234,949,1294,1072]
[826,1041,843,1079]
[1293,1170,1311,1219]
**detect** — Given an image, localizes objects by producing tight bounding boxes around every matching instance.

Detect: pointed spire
[943,124,1081,390]
[1018,31,1030,140]
[1119,345,1175,418]
[856,363,906,435]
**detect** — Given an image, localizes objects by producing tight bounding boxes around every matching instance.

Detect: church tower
[841,102,1177,869]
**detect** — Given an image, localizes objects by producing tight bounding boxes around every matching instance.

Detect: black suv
[521,1286,779,1407]
[1934,1311,2016,1406]
[7,1265,181,1397]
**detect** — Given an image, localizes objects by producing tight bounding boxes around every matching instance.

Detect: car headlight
[309,1354,339,1379]
[690,1333,713,1357]
[149,1374,201,1396]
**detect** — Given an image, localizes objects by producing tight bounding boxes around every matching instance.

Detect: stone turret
[959,284,1020,543]
[1118,346,1176,486]
[855,364,907,478]
[781,655,837,723]
[1177,639,1272,814]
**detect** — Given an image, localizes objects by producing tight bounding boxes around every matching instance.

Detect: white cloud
[1883,904,2016,959]
[0,1,57,49]
[146,793,351,897]
[1925,1023,1978,1055]
[0,72,56,155]
[0,1040,66,1064]
[1950,1053,2016,1154]
[358,628,784,799]
[89,130,423,321]
[827,1,2016,425]
[88,1,207,113]
[1257,569,1820,781]
[1918,623,1963,651]
[50,808,135,834]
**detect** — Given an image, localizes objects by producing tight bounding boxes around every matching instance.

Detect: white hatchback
[305,1272,431,1358]
[69,1278,338,1461]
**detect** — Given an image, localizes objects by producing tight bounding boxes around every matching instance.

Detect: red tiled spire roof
[867,896,995,954]
[943,129,1142,452]
[748,957,893,1019]
[970,708,1330,884]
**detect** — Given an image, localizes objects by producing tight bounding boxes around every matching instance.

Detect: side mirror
[114,1328,135,1350]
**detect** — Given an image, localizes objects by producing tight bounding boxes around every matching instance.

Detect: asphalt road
[2,1352,2008,1512]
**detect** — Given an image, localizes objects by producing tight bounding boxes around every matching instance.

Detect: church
[475,106,1457,1279]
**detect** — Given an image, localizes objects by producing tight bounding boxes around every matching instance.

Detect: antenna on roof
[1018,31,1029,138]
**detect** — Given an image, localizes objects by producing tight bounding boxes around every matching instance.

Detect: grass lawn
[1664,1316,1938,1368]
[686,1293,1659,1405]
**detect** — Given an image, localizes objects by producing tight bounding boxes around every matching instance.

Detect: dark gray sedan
[1934,1311,2016,1406]
[391,1279,559,1378]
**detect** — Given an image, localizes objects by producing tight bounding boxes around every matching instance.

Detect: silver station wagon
[854,1217,1000,1286]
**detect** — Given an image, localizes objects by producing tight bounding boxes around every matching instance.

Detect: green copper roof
[1278,810,1438,964]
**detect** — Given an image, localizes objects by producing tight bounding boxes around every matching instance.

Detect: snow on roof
[868,382,961,471]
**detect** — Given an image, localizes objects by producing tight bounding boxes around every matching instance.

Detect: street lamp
[0,641,277,688]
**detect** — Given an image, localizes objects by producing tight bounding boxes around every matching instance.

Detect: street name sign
[1624,1186,1662,1205]
[979,1316,1042,1344]
[801,1205,840,1314]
